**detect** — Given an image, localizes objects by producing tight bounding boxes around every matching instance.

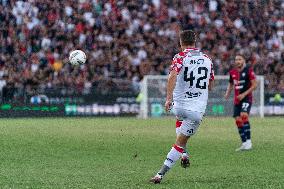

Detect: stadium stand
[0,0,283,101]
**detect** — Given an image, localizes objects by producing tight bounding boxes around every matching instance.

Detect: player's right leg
[176,119,182,136]
[235,116,247,151]
[233,104,247,151]
[176,110,202,168]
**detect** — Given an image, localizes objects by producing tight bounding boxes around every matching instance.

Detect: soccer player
[224,54,257,151]
[150,30,214,184]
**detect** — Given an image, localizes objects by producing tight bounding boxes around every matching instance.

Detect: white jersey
[170,48,214,113]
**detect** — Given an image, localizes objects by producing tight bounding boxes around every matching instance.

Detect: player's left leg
[150,110,202,184]
[234,116,247,151]
[150,135,189,184]
[240,112,252,150]
[234,103,250,151]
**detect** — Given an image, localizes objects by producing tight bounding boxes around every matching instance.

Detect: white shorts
[173,107,203,136]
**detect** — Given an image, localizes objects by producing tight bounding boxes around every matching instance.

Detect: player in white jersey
[150,30,214,184]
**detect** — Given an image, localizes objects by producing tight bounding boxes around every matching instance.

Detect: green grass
[0,117,283,189]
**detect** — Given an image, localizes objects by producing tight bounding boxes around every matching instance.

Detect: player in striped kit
[150,30,214,184]
[224,54,257,151]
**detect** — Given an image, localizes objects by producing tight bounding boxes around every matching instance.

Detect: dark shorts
[233,101,252,117]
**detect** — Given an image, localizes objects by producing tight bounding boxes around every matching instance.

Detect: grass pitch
[0,117,283,189]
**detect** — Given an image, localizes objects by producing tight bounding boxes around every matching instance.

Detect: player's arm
[224,83,233,99]
[208,80,214,91]
[165,70,178,112]
[165,53,182,111]
[224,72,233,99]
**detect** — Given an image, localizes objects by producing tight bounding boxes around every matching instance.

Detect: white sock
[246,139,251,143]
[163,144,183,168]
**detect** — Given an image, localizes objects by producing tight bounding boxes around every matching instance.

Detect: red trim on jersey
[176,120,182,128]
[203,54,212,61]
[185,47,199,51]
[170,50,190,73]
[173,144,184,153]
[230,69,240,104]
[248,67,256,80]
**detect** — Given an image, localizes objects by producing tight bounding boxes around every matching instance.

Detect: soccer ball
[69,50,87,65]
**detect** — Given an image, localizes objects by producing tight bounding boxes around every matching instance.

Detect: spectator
[0,0,283,101]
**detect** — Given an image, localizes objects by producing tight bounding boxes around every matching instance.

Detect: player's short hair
[235,53,245,59]
[179,30,196,46]
[235,53,248,61]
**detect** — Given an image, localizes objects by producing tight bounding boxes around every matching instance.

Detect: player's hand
[224,93,230,100]
[237,93,246,101]
[165,100,172,112]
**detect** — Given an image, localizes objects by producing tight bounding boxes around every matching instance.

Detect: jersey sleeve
[248,67,256,80]
[169,53,184,73]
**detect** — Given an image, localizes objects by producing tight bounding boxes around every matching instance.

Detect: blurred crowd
[0,0,284,100]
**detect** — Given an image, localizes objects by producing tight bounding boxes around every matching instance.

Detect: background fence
[1,78,284,117]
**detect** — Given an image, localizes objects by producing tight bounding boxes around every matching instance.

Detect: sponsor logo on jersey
[234,80,245,84]
[185,91,202,98]
[234,79,245,89]
[235,85,244,89]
